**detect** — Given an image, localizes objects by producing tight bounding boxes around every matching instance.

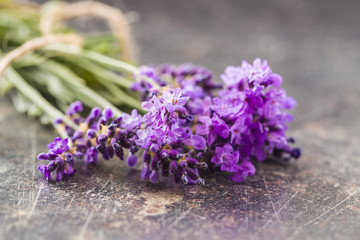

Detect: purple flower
[37,58,300,185]
[247,58,272,84]
[150,170,159,183]
[230,115,250,144]
[126,154,138,167]
[38,165,50,180]
[86,107,101,128]
[131,66,164,101]
[262,89,296,121]
[266,131,289,154]
[142,96,166,127]
[37,154,76,182]
[86,129,97,139]
[229,161,256,183]
[85,146,98,164]
[63,164,76,176]
[221,58,274,91]
[66,101,83,116]
[46,137,69,154]
[121,109,142,131]
[212,91,246,121]
[38,153,49,160]
[196,114,229,145]
[141,164,151,180]
[211,144,239,172]
[181,80,204,99]
[139,66,158,80]
[221,66,244,87]
[154,124,181,144]
[135,128,155,148]
[102,107,114,121]
[184,135,206,150]
[162,87,190,113]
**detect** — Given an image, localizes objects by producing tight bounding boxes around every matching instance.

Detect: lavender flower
[46,137,69,155]
[211,144,239,172]
[66,100,83,116]
[131,63,219,108]
[162,87,190,113]
[121,109,142,131]
[38,58,300,185]
[196,114,229,145]
[230,161,256,183]
[37,137,79,181]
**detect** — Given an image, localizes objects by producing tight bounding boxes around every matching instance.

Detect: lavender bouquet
[37,60,300,184]
[0,1,300,185]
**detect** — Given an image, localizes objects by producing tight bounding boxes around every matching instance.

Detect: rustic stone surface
[1,0,360,239]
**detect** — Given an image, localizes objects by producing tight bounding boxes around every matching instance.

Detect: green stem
[2,66,74,139]
[40,60,123,117]
[83,50,139,74]
[84,51,161,90]
[70,59,144,111]
[79,60,133,89]
[44,44,161,89]
[44,44,138,74]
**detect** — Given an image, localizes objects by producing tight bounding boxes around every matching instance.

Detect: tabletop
[1,0,360,239]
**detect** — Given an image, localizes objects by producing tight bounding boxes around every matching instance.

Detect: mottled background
[1,0,360,239]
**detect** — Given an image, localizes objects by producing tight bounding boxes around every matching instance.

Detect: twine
[39,1,134,62]
[0,34,82,76]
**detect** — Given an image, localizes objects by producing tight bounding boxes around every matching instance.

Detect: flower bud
[65,153,74,165]
[291,148,301,159]
[150,144,160,153]
[150,170,159,183]
[185,167,199,180]
[97,134,108,143]
[130,146,139,154]
[112,143,124,160]
[126,154,138,167]
[86,129,97,139]
[73,152,84,159]
[160,150,169,159]
[95,144,105,153]
[141,165,150,180]
[37,153,49,160]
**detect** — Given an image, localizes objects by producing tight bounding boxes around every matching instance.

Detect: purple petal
[102,107,114,120]
[185,135,206,150]
[284,96,297,109]
[150,170,159,183]
[270,73,283,87]
[66,101,83,116]
[56,171,63,182]
[126,154,138,167]
[37,165,51,180]
[230,161,256,183]
[162,90,172,102]
[211,155,221,165]
[38,153,49,160]
[173,87,182,99]
[196,124,209,136]
[141,166,150,180]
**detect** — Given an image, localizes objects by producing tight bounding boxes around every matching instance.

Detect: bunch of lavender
[37,58,300,184]
[37,100,142,181]
[131,58,300,182]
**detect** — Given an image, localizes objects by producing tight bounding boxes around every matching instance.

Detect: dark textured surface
[1,0,360,239]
